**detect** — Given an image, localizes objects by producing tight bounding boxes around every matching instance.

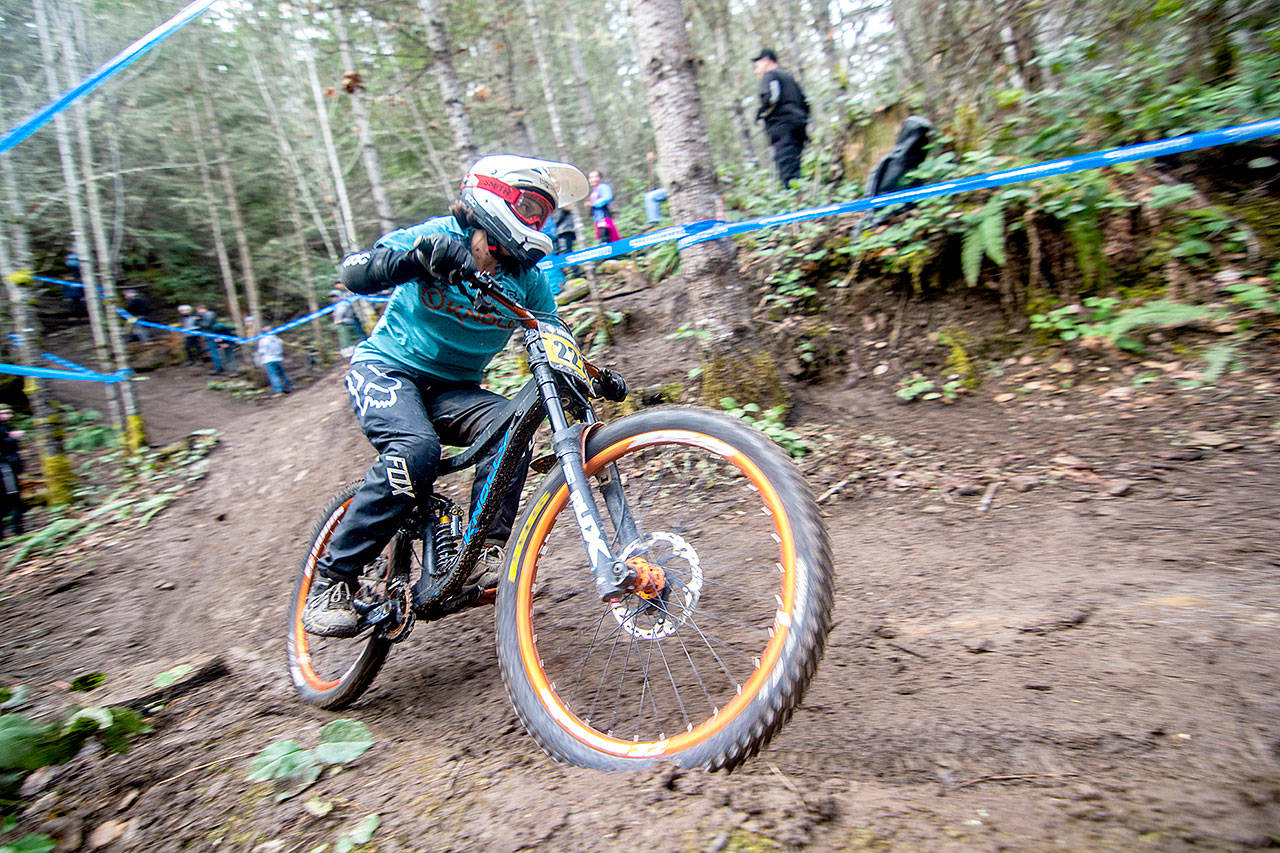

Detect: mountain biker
[303,155,590,638]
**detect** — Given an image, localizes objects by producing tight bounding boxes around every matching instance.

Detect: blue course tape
[29,275,382,344]
[0,0,223,157]
[11,114,1274,388]
[40,352,97,374]
[533,116,1280,265]
[0,362,127,384]
[673,117,1280,250]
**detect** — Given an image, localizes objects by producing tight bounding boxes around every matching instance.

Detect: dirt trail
[3,336,1280,851]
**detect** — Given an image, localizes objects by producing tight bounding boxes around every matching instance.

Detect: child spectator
[177,304,202,365]
[248,317,293,397]
[588,170,621,243]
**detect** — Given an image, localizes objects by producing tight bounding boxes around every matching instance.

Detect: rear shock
[431,497,464,571]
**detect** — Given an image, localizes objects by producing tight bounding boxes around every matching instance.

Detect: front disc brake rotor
[611,532,702,640]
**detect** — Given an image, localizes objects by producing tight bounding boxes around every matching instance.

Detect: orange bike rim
[291,500,351,692]
[514,429,798,759]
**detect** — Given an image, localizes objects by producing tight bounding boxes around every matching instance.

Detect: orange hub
[625,556,667,599]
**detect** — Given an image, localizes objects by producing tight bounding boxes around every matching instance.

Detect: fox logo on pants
[385,455,414,498]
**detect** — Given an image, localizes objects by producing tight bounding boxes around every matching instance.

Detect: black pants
[0,460,23,540]
[768,120,807,187]
[320,360,531,583]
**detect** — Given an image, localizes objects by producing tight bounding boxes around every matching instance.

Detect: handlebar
[461,268,608,385]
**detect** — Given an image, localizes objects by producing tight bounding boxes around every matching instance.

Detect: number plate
[539,322,591,385]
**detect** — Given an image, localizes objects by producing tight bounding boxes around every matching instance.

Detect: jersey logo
[342,252,371,267]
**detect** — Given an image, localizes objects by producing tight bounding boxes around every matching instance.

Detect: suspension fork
[584,413,641,550]
[528,336,632,602]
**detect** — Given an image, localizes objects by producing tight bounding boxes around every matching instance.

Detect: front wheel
[495,407,834,770]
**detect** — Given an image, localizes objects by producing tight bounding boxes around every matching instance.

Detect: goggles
[467,175,555,229]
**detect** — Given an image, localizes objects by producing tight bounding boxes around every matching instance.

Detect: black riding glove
[593,368,628,402]
[413,233,477,288]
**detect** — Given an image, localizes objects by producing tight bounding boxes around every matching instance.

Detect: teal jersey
[351,216,557,384]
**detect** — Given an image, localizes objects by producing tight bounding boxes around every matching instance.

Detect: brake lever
[466,270,498,314]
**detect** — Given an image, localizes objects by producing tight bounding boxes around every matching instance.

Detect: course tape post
[0,0,223,157]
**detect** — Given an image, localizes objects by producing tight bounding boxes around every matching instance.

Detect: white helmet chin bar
[461,155,589,269]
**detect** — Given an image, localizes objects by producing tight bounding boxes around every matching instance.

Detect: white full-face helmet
[459,155,589,268]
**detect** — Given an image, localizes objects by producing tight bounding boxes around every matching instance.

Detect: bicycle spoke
[652,631,694,733]
[521,431,794,747]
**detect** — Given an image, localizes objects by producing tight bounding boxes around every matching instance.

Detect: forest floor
[3,286,1280,852]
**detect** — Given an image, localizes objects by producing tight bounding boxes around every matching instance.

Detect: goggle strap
[467,174,522,204]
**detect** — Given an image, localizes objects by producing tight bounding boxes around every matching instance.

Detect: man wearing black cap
[753,49,810,188]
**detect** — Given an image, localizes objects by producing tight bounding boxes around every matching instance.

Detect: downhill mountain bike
[285,271,834,771]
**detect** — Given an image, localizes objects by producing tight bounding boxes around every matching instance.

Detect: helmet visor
[470,175,555,229]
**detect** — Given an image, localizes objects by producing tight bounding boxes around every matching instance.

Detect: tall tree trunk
[287,185,326,358]
[562,7,606,170]
[1008,0,1043,91]
[416,0,478,168]
[106,117,127,283]
[811,0,844,92]
[304,43,360,253]
[182,80,243,345]
[0,131,75,505]
[698,0,760,169]
[245,48,342,266]
[631,0,772,402]
[373,21,455,197]
[34,0,122,430]
[492,24,537,155]
[69,3,144,450]
[333,9,396,234]
[197,61,257,336]
[523,0,608,321]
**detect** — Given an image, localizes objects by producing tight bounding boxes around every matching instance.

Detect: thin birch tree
[197,60,258,335]
[0,136,75,505]
[182,78,244,345]
[68,3,145,450]
[34,0,122,431]
[333,8,396,234]
[245,47,342,266]
[304,41,360,253]
[416,0,479,168]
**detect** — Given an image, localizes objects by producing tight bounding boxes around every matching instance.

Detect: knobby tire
[495,407,834,771]
[286,481,399,709]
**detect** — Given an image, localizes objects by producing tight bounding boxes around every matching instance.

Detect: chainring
[380,578,415,644]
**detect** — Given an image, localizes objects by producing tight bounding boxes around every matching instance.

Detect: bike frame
[409,274,637,615]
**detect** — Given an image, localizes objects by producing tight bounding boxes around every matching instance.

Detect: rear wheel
[496,407,834,770]
[286,482,403,709]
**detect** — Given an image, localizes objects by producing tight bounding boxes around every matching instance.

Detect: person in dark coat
[124,289,152,343]
[752,49,810,188]
[0,406,25,540]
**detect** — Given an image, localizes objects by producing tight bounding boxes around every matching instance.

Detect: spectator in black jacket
[753,49,810,188]
[124,289,152,343]
[0,406,24,540]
